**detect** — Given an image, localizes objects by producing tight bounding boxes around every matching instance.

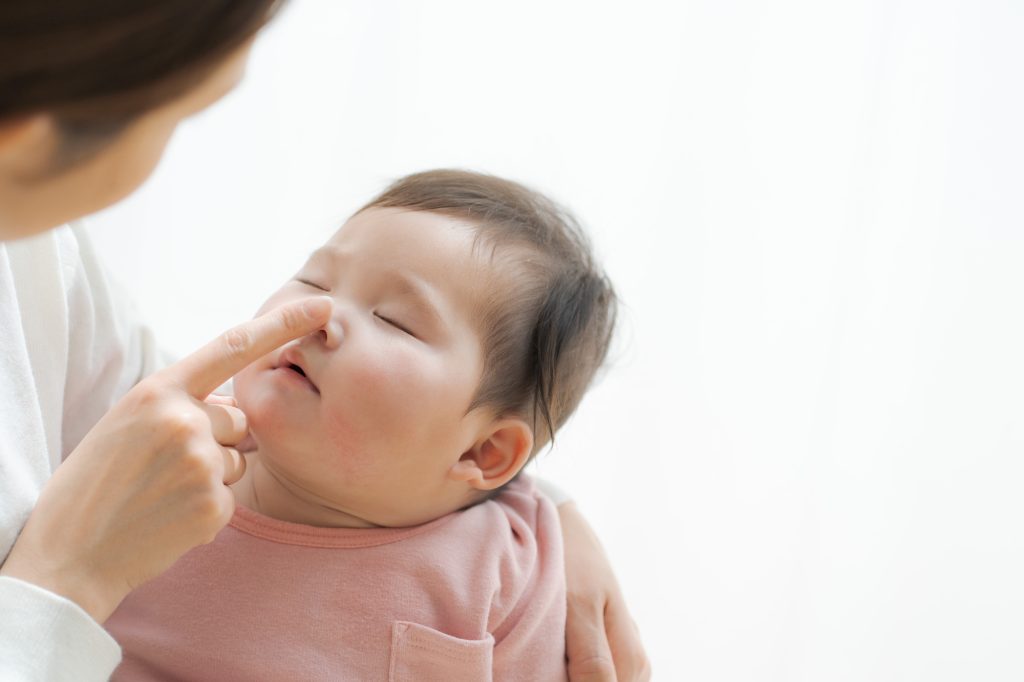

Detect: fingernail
[302,297,332,319]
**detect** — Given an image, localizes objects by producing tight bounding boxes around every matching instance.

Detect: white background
[89,1,1024,680]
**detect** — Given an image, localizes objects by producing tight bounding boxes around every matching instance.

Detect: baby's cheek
[322,353,429,458]
[318,383,385,485]
[234,371,291,445]
[353,350,432,421]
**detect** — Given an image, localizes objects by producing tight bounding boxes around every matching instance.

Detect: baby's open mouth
[283,363,319,393]
[277,351,320,394]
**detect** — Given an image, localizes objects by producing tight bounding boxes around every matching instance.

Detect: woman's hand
[0,298,331,623]
[559,502,651,682]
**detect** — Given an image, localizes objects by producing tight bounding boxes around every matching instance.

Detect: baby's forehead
[305,209,519,312]
[311,211,466,271]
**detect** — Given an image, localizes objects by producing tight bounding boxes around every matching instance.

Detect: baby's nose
[315,304,344,349]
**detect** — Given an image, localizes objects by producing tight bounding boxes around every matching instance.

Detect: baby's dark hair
[360,169,616,457]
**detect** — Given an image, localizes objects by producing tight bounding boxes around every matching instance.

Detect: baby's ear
[448,418,534,491]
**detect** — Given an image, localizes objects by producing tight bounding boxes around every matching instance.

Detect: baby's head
[234,170,615,527]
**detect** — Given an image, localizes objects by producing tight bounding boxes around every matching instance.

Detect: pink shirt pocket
[388,621,494,682]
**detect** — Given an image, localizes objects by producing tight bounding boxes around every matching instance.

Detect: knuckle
[129,380,165,407]
[221,327,254,359]
[193,493,226,528]
[170,441,218,484]
[278,303,307,332]
[566,590,604,615]
[198,499,232,544]
[184,451,218,480]
[196,495,221,521]
[161,410,205,442]
[568,655,616,680]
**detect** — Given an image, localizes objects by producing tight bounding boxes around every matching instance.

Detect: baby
[105,169,616,681]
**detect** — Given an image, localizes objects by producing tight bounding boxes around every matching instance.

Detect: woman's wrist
[1,544,126,624]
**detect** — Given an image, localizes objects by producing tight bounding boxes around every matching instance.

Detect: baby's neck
[230,453,379,529]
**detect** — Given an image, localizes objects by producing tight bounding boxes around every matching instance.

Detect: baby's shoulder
[457,475,562,554]
[441,476,564,623]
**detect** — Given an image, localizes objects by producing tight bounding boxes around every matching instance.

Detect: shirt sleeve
[60,224,170,458]
[0,577,121,681]
[533,476,573,506]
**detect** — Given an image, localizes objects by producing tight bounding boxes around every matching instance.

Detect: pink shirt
[105,477,567,681]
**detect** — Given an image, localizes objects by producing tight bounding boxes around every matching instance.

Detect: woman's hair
[0,0,285,164]
[361,169,617,456]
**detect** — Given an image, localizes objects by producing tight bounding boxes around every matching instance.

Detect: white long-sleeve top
[0,225,163,681]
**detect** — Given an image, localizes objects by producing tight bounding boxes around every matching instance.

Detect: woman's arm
[533,478,650,681]
[558,501,652,682]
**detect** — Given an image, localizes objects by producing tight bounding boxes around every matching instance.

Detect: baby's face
[233,208,496,526]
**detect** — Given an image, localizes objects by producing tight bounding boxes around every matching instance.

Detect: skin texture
[232,208,534,528]
[0,34,649,680]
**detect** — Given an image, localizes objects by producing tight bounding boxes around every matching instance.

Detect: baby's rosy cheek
[324,359,423,458]
[235,376,287,441]
[350,353,425,415]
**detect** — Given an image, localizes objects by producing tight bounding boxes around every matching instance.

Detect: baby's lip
[276,346,319,393]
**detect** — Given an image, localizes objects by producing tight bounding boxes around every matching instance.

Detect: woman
[0,2,649,680]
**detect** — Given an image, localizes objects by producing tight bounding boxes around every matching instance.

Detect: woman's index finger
[161,297,332,398]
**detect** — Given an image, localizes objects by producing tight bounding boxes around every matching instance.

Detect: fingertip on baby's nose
[302,296,333,320]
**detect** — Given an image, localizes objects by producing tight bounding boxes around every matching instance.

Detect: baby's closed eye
[374,312,416,338]
[295,278,330,291]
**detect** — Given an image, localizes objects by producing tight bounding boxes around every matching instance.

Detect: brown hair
[362,169,617,456]
[0,1,285,164]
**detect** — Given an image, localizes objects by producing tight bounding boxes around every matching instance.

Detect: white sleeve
[0,225,163,681]
[60,224,171,458]
[533,477,573,507]
[0,577,121,681]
